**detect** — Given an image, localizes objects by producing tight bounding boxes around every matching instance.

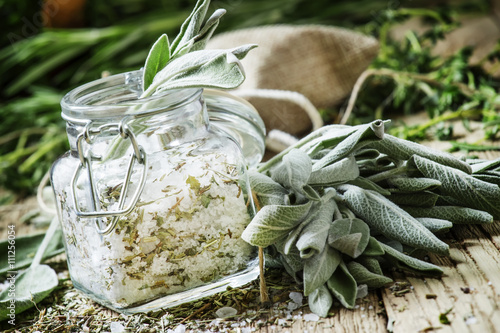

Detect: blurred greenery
[0,0,498,197]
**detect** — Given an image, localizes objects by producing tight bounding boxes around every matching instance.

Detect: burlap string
[208,24,379,136]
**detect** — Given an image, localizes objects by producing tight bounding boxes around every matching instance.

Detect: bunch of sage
[242,119,500,317]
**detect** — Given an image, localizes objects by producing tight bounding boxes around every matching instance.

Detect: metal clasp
[70,121,147,235]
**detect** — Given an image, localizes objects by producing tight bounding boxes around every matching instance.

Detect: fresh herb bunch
[344,8,500,144]
[242,120,500,316]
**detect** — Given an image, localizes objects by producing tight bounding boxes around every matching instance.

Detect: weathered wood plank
[382,224,500,333]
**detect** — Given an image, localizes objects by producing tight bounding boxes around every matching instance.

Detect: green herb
[0,229,64,276]
[242,119,500,317]
[0,217,60,320]
[140,0,256,97]
[439,307,453,325]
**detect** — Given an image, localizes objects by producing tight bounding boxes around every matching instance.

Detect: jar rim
[61,70,202,123]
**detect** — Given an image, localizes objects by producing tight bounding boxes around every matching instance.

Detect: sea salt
[465,315,477,325]
[216,307,238,318]
[57,142,253,308]
[110,322,125,333]
[303,313,320,322]
[289,291,303,306]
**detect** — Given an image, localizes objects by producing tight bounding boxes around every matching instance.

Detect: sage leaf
[341,185,449,255]
[328,217,370,258]
[347,177,392,196]
[327,261,357,309]
[402,206,493,224]
[470,158,500,173]
[388,192,439,208]
[248,170,288,206]
[283,189,336,256]
[387,177,442,193]
[0,265,58,320]
[347,261,392,289]
[354,148,381,160]
[308,284,333,318]
[241,201,312,247]
[308,156,359,186]
[312,120,385,171]
[416,218,453,233]
[362,236,385,256]
[296,189,337,258]
[270,149,312,195]
[473,174,500,186]
[409,155,500,219]
[142,45,257,97]
[304,246,341,296]
[0,230,64,276]
[142,34,170,91]
[356,256,384,275]
[190,9,226,52]
[368,134,471,173]
[0,217,60,319]
[302,126,359,158]
[258,124,354,173]
[379,242,443,276]
[170,0,210,55]
[302,185,321,201]
[280,246,304,281]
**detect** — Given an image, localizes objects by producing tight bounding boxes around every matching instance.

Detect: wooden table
[1,148,499,333]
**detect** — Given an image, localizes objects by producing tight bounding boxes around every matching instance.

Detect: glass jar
[51,71,265,314]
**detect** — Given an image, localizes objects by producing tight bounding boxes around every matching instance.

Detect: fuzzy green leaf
[143,34,170,91]
[388,191,439,208]
[327,261,357,309]
[0,265,58,321]
[0,230,64,276]
[248,170,288,206]
[170,0,210,55]
[190,9,226,52]
[415,218,453,233]
[142,45,257,97]
[328,217,370,258]
[270,149,312,195]
[356,256,384,275]
[341,185,449,255]
[403,206,493,224]
[304,246,341,296]
[241,201,312,247]
[308,156,359,186]
[363,237,386,256]
[347,261,392,289]
[281,246,304,275]
[387,177,442,193]
[312,120,385,171]
[296,189,337,258]
[409,155,500,219]
[308,284,333,318]
[379,242,443,276]
[470,158,500,174]
[347,177,392,196]
[369,134,471,173]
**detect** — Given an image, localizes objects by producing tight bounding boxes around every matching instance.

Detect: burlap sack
[207,25,379,136]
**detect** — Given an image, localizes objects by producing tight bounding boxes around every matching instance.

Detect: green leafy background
[1,0,499,197]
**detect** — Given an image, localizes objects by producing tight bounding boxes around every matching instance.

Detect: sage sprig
[140,0,255,97]
[243,119,500,317]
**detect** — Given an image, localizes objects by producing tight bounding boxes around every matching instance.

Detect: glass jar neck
[61,71,209,153]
